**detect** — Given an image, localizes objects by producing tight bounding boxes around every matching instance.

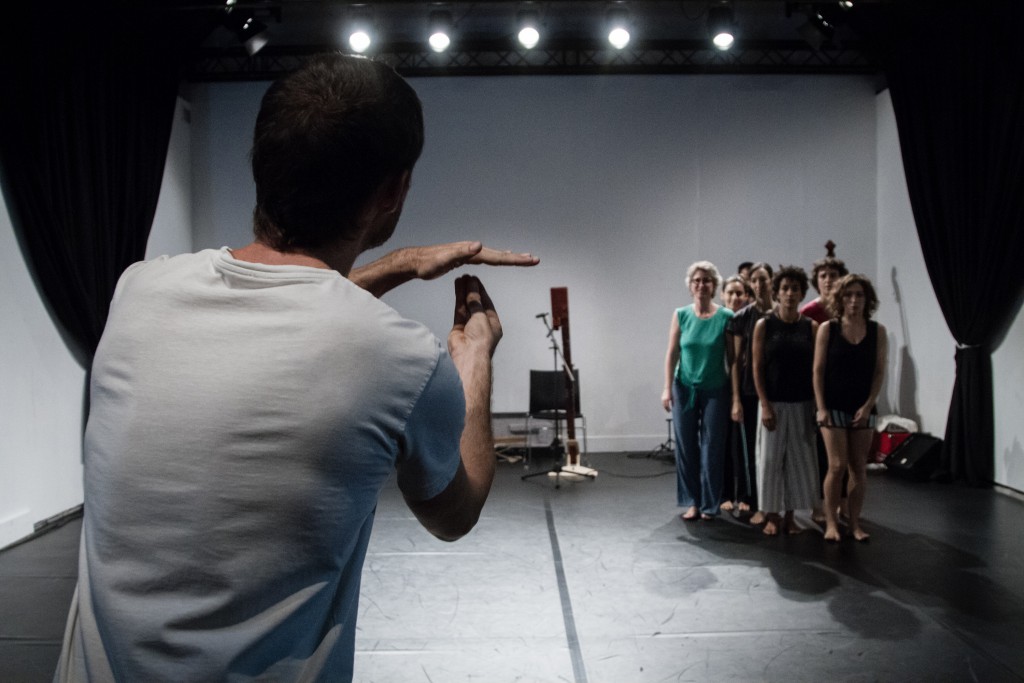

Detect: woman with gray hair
[662,261,735,521]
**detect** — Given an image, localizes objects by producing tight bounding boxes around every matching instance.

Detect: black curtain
[0,3,215,364]
[865,3,1024,485]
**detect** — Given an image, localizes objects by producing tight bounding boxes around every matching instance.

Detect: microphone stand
[522,313,597,487]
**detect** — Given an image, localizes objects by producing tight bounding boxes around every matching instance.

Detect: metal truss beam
[187,39,879,81]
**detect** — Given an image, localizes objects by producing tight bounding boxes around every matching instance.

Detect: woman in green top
[662,261,735,520]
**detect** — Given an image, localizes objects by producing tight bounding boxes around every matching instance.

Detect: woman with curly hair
[752,266,820,536]
[813,274,887,542]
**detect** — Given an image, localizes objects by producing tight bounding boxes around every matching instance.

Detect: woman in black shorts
[812,274,887,542]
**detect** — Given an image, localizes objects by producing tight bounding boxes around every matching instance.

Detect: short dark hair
[810,257,849,293]
[737,261,754,273]
[828,273,879,319]
[750,262,774,279]
[772,265,809,296]
[251,53,425,251]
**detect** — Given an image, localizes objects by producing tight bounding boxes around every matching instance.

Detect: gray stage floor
[2,452,1023,682]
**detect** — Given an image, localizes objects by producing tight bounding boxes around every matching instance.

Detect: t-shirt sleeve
[726,307,744,335]
[396,350,465,502]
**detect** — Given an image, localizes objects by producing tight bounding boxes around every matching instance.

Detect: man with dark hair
[55,53,537,682]
[801,256,849,323]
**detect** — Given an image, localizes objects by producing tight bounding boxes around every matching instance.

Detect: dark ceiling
[176,1,887,81]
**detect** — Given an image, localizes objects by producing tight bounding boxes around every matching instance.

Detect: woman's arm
[751,318,774,431]
[853,322,889,426]
[813,321,832,427]
[662,312,681,412]
[730,330,745,422]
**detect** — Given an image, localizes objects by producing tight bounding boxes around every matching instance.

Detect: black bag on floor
[884,433,942,481]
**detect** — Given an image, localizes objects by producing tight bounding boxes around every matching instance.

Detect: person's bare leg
[784,510,803,534]
[821,426,848,542]
[811,502,826,524]
[846,428,873,541]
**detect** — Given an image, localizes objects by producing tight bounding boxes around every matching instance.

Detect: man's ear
[355,170,412,232]
[380,170,412,215]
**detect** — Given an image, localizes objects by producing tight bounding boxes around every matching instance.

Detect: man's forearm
[348,249,415,298]
[458,353,496,507]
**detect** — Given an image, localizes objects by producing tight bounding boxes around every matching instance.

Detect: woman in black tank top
[812,275,888,543]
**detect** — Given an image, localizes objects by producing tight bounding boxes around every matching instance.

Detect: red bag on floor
[876,431,912,463]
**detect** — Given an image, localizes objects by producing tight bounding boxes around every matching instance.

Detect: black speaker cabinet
[884,433,942,481]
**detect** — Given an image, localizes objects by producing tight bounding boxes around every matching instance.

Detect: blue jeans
[672,380,729,515]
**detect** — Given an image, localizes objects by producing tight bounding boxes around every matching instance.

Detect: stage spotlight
[838,1,854,8]
[707,2,735,50]
[428,10,453,52]
[344,10,375,53]
[606,7,631,49]
[798,11,835,51]
[223,8,269,56]
[349,30,371,53]
[517,10,541,49]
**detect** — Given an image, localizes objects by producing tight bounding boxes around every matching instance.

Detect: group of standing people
[662,254,887,542]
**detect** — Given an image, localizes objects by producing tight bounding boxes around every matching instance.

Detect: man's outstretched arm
[349,241,538,298]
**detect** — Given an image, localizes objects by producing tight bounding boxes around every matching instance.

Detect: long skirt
[755,400,819,514]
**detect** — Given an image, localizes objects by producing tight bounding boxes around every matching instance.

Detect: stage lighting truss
[221,4,275,57]
[189,2,879,81]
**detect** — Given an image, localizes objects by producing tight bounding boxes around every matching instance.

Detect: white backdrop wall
[873,92,955,433]
[992,295,1024,490]
[188,74,879,452]
[147,98,194,260]
[0,188,86,548]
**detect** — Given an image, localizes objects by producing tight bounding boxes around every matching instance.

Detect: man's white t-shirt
[55,248,464,682]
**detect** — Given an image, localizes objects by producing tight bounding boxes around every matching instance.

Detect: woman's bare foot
[783,514,804,535]
[681,506,699,521]
[762,516,780,536]
[749,511,766,525]
[811,506,826,524]
[738,502,751,514]
[850,527,871,542]
[700,513,714,521]
[720,500,735,512]
[823,525,841,542]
